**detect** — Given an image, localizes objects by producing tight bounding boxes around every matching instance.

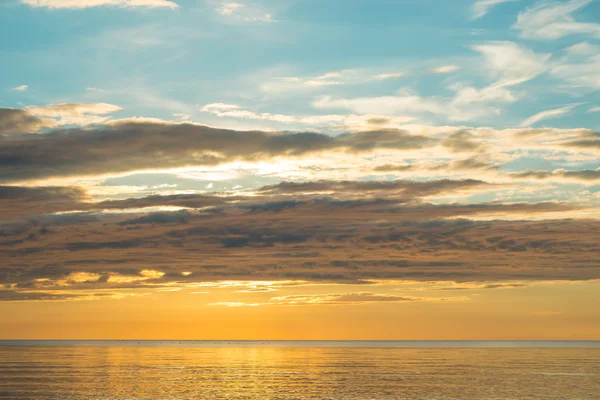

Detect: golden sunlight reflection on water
[1,345,599,399]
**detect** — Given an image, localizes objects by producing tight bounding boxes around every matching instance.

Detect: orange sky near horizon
[2,279,599,340]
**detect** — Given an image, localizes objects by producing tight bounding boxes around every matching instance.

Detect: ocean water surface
[1,341,599,399]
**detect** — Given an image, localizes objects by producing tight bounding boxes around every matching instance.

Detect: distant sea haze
[1,342,599,399]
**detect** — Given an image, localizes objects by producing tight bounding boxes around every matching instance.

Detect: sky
[0,0,599,340]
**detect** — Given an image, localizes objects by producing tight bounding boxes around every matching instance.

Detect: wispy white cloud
[314,42,549,123]
[313,90,510,123]
[201,103,299,123]
[429,65,460,74]
[216,2,244,15]
[371,72,405,80]
[86,87,105,92]
[564,41,598,56]
[513,0,600,40]
[172,112,191,121]
[471,0,520,20]
[520,103,582,127]
[472,41,550,88]
[20,0,178,9]
[589,106,600,113]
[213,1,274,22]
[27,103,123,126]
[551,42,600,89]
[12,85,28,92]
[200,102,414,127]
[301,70,359,87]
[262,69,406,93]
[244,13,273,22]
[451,84,516,106]
[208,292,470,307]
[313,93,446,118]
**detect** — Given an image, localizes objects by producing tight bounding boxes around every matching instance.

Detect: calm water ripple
[0,342,599,399]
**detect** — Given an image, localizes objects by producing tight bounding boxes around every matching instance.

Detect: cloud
[173,113,191,121]
[0,104,122,135]
[0,178,490,220]
[209,302,262,307]
[20,0,178,9]
[262,69,404,93]
[441,131,487,153]
[450,85,516,107]
[209,291,471,307]
[371,72,405,80]
[509,168,600,182]
[26,103,123,126]
[200,103,414,128]
[201,103,305,123]
[373,157,499,173]
[0,118,439,182]
[0,193,595,301]
[0,185,88,217]
[373,164,417,173]
[551,43,600,89]
[313,93,446,118]
[432,282,528,290]
[12,85,28,92]
[244,13,273,22]
[561,135,600,150]
[212,1,273,22]
[520,103,581,127]
[0,108,53,134]
[589,107,600,113]
[447,157,499,171]
[513,128,600,151]
[118,210,192,225]
[216,2,244,15]
[513,0,600,40]
[470,0,520,19]
[429,65,460,74]
[268,292,421,305]
[472,41,550,87]
[313,43,547,123]
[255,179,487,199]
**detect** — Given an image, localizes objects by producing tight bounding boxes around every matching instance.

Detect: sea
[1,341,599,399]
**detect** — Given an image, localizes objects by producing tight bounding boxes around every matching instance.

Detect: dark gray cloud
[510,169,600,181]
[118,210,193,225]
[98,193,234,211]
[0,119,437,182]
[0,108,52,135]
[0,178,488,220]
[435,283,528,291]
[441,131,485,153]
[512,129,600,150]
[0,185,87,218]
[0,291,93,302]
[373,157,498,174]
[373,164,416,172]
[0,190,596,302]
[334,129,438,152]
[255,179,486,198]
[560,131,600,150]
[448,157,499,171]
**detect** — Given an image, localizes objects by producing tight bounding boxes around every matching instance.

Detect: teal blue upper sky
[2,0,599,131]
